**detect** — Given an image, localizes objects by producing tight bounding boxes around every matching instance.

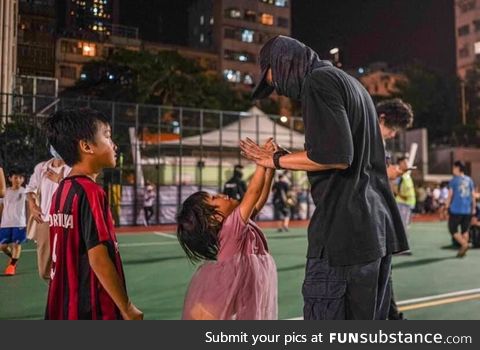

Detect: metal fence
[0,93,314,225]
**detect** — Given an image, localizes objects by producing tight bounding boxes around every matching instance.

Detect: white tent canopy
[162,106,305,149]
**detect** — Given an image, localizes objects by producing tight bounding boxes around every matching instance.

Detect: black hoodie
[258,36,408,266]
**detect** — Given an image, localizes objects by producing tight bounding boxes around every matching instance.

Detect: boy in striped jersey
[44,108,143,320]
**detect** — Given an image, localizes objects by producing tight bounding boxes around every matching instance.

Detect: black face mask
[268,36,323,100]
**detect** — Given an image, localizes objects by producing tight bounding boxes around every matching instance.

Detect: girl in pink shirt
[177,141,277,320]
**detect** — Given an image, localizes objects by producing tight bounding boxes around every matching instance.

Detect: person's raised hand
[240,138,275,168]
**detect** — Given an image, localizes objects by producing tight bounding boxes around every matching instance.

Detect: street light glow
[329,47,339,55]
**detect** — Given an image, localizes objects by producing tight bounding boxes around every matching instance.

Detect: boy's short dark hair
[376,98,414,130]
[454,160,466,173]
[176,191,223,263]
[396,156,408,164]
[43,108,110,167]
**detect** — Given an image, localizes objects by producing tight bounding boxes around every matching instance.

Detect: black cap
[251,37,278,100]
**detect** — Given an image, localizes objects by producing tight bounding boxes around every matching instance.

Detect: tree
[63,49,251,111]
[0,116,49,176]
[395,64,458,143]
[464,59,480,126]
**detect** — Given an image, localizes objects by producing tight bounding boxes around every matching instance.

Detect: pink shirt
[182,207,277,320]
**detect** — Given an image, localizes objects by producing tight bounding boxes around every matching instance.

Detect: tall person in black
[241,36,408,320]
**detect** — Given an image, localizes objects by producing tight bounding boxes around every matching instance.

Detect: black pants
[144,206,154,224]
[387,274,404,320]
[302,254,392,320]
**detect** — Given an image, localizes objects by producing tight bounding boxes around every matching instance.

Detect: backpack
[470,225,480,248]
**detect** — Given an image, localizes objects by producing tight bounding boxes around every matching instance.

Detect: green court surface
[0,221,479,320]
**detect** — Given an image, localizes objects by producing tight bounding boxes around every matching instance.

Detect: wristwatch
[273,150,288,170]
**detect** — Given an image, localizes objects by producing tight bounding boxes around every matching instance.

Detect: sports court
[1,220,479,320]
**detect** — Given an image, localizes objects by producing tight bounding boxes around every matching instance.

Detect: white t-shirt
[144,186,156,207]
[25,159,71,222]
[0,187,27,228]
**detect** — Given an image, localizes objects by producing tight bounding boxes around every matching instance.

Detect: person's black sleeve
[302,70,354,165]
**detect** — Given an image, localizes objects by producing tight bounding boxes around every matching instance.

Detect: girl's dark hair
[176,191,224,263]
[43,108,110,167]
[376,98,414,130]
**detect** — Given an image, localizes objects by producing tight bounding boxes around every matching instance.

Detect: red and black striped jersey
[45,175,126,320]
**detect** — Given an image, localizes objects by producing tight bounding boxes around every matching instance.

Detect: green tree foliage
[464,60,480,126]
[63,49,251,111]
[395,64,458,143]
[0,116,49,176]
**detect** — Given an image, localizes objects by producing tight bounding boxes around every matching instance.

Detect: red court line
[115,213,442,235]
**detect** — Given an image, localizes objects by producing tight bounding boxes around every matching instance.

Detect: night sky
[292,0,456,76]
[119,0,456,77]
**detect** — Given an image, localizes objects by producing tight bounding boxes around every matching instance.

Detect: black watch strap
[273,150,288,170]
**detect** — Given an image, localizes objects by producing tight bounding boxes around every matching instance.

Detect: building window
[200,15,204,25]
[224,50,255,63]
[260,0,288,7]
[277,17,289,28]
[241,29,254,43]
[458,24,470,36]
[80,42,96,57]
[200,33,205,43]
[244,10,256,22]
[225,8,241,19]
[475,41,480,54]
[223,69,242,83]
[457,0,476,13]
[474,19,480,31]
[60,65,77,79]
[224,27,236,39]
[210,17,214,25]
[260,13,274,25]
[459,46,470,58]
[244,74,254,85]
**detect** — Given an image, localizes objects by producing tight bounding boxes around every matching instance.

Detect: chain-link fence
[0,93,314,225]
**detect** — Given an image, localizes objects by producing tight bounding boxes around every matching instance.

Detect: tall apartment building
[1,0,18,115]
[17,0,56,77]
[455,0,480,79]
[188,0,290,89]
[58,0,119,38]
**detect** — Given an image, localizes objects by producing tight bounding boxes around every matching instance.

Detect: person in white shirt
[26,147,71,280]
[143,182,156,226]
[0,169,28,276]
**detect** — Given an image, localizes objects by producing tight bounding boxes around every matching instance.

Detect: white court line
[153,231,177,239]
[21,240,178,253]
[285,288,480,320]
[396,288,480,306]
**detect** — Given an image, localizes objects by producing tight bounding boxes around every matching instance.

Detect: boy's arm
[252,168,275,217]
[472,186,476,215]
[0,168,5,198]
[445,189,453,210]
[88,244,143,320]
[239,165,266,223]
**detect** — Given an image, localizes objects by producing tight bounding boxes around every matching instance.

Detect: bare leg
[453,232,469,257]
